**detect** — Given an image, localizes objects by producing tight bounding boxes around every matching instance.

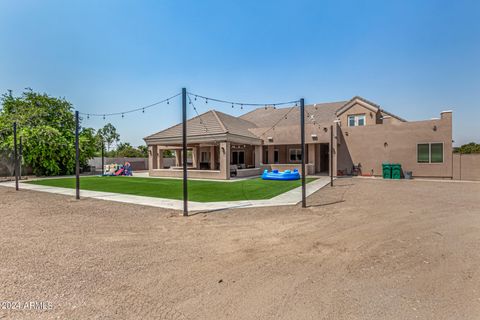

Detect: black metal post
[330,125,334,187]
[300,98,306,208]
[75,111,80,199]
[101,140,105,176]
[19,136,22,179]
[182,88,188,216]
[13,122,19,191]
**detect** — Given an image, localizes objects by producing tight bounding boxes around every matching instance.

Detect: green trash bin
[382,163,391,179]
[391,164,402,179]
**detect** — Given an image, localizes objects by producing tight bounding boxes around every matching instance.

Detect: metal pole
[19,136,22,179]
[300,98,306,208]
[330,124,334,187]
[13,122,19,191]
[182,88,188,216]
[101,140,104,176]
[75,111,80,199]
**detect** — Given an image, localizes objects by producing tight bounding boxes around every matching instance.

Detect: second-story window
[348,114,366,127]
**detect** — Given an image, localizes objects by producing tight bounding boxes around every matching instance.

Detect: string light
[187,91,300,108]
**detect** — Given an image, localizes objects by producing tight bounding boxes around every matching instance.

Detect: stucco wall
[452,153,480,181]
[338,103,377,127]
[336,112,452,178]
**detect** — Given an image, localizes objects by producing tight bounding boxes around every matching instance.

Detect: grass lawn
[27,176,316,202]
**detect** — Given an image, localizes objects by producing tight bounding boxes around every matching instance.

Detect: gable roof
[240,101,347,128]
[336,96,406,122]
[144,110,259,142]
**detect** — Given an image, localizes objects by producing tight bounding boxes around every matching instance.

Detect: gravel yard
[1,178,479,319]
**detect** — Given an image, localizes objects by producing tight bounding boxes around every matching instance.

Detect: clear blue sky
[1,0,479,146]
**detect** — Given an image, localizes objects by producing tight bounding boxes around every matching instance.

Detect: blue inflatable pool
[261,169,300,181]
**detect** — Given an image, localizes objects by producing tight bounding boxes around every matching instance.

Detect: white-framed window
[348,114,366,127]
[289,149,302,162]
[417,143,443,164]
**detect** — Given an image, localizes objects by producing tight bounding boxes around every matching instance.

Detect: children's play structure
[261,169,300,181]
[103,162,133,176]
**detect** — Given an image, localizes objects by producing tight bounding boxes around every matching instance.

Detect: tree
[97,123,120,152]
[114,142,145,157]
[137,145,148,157]
[454,142,480,154]
[0,89,97,176]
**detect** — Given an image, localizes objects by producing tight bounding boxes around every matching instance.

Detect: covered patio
[144,110,265,180]
[148,139,263,180]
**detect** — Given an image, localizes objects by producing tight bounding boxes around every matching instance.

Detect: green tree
[0,89,97,176]
[137,145,148,157]
[454,142,480,154]
[114,142,145,157]
[97,123,120,152]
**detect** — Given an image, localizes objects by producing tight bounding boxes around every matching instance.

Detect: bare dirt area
[1,178,480,320]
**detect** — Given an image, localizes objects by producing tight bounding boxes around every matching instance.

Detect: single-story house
[144,96,453,180]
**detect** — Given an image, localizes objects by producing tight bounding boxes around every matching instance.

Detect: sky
[0,0,479,146]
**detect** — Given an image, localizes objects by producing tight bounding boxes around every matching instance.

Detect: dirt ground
[1,178,480,320]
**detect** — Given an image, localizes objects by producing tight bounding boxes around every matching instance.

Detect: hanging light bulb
[103,115,105,120]
[205,98,208,104]
[142,108,145,113]
[122,113,124,118]
[194,96,197,101]
[87,114,90,119]
[232,103,234,108]
[167,99,169,104]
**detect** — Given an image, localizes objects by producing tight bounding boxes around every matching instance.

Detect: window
[348,114,366,127]
[200,151,209,163]
[289,149,302,162]
[231,151,245,165]
[274,150,279,164]
[417,143,443,164]
[431,143,443,163]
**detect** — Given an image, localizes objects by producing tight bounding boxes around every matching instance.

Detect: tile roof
[240,101,347,128]
[144,110,259,141]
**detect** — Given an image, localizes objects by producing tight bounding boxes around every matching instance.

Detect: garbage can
[404,171,412,179]
[382,163,391,179]
[391,164,402,179]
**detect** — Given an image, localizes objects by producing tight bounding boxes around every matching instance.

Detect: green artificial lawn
[27,176,316,202]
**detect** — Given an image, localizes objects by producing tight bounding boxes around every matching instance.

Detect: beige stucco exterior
[144,96,454,180]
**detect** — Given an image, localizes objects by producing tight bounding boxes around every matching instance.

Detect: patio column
[148,145,155,170]
[192,146,200,169]
[254,145,263,167]
[308,144,315,165]
[150,145,158,169]
[210,146,216,170]
[267,145,274,164]
[157,146,164,169]
[175,150,181,167]
[219,142,230,180]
